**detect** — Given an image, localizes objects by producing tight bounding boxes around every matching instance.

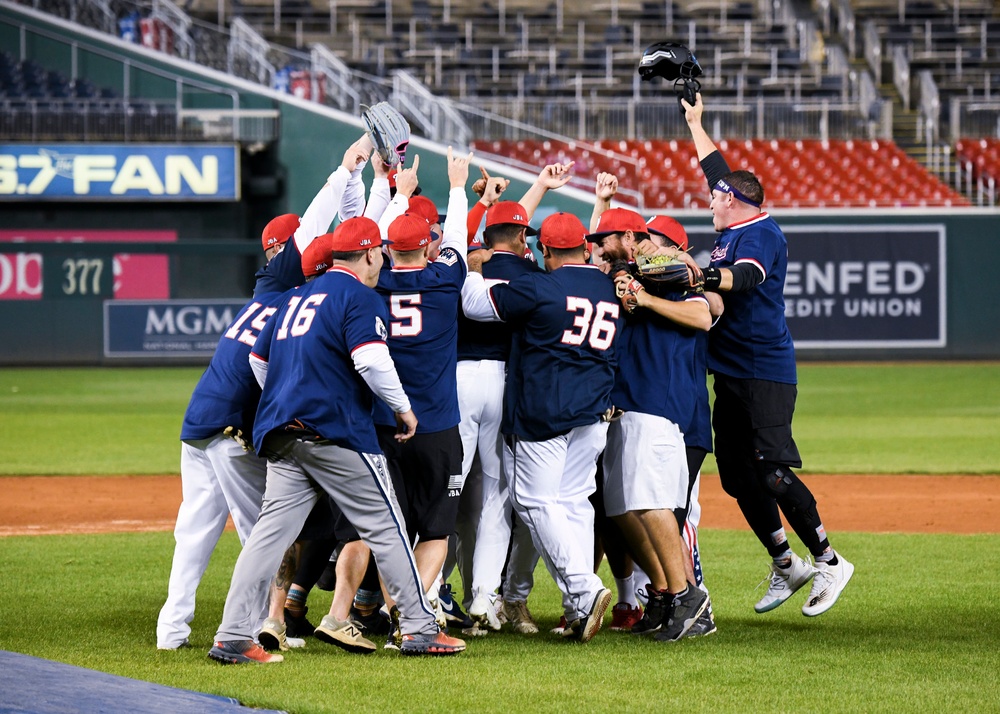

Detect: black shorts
[376,425,463,541]
[712,374,802,468]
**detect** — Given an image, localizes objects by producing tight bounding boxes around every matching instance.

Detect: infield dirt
[1,474,996,537]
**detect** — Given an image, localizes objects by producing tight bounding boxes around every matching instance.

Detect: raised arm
[518,162,575,219]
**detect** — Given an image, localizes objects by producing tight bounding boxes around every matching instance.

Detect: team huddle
[155,93,854,664]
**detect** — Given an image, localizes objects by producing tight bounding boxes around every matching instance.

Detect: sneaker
[439,583,475,629]
[502,600,539,635]
[468,590,503,632]
[655,587,709,642]
[351,604,391,636]
[384,605,403,650]
[754,554,816,613]
[208,639,283,664]
[400,630,466,656]
[802,551,855,617]
[682,607,718,639]
[314,615,377,654]
[631,586,670,635]
[285,606,315,638]
[609,603,643,632]
[157,639,190,651]
[258,617,293,652]
[563,588,612,643]
[550,615,568,636]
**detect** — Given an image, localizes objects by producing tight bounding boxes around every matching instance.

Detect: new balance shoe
[400,630,466,656]
[609,602,643,631]
[439,583,475,629]
[682,607,718,639]
[314,615,376,654]
[258,617,294,652]
[655,587,709,642]
[469,589,503,632]
[284,606,315,638]
[802,551,855,617]
[502,600,539,634]
[631,586,670,635]
[564,588,613,643]
[754,553,816,613]
[208,639,283,664]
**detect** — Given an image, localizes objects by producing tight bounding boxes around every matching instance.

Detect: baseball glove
[634,254,704,294]
[362,102,410,168]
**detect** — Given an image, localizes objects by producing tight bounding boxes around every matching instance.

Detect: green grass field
[0,363,997,713]
[1,363,999,475]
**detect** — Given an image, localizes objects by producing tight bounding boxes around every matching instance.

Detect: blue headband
[714,178,761,207]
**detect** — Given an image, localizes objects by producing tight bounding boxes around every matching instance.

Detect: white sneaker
[754,553,816,613]
[802,552,855,617]
[468,590,503,631]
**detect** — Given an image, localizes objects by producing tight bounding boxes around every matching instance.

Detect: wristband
[702,267,722,291]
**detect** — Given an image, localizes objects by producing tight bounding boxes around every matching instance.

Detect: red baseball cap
[589,207,665,241]
[407,195,440,225]
[538,212,587,250]
[301,233,335,277]
[388,169,397,188]
[328,217,389,252]
[388,213,432,252]
[485,201,538,235]
[646,215,689,251]
[261,213,299,251]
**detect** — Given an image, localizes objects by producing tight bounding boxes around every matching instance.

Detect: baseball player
[458,200,545,635]
[156,140,368,650]
[591,207,711,642]
[370,148,472,625]
[462,211,620,643]
[682,91,853,616]
[208,217,465,664]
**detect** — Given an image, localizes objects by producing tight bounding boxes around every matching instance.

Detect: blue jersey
[179,293,282,442]
[251,267,391,455]
[489,264,622,441]
[708,213,796,384]
[611,292,709,429]
[253,240,305,298]
[457,250,543,362]
[372,246,467,433]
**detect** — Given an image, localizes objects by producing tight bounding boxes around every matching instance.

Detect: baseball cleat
[208,640,283,665]
[609,602,644,632]
[564,588,612,643]
[754,553,816,613]
[655,586,709,642]
[501,600,539,634]
[438,583,475,629]
[550,615,568,636]
[802,551,855,617]
[399,630,466,656]
[469,589,503,632]
[314,615,376,654]
[157,639,190,651]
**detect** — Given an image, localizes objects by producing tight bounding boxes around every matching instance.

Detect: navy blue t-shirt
[489,264,622,441]
[708,213,796,384]
[252,240,306,298]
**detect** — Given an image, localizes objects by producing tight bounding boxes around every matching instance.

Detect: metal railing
[950,99,1000,142]
[392,70,472,147]
[892,44,911,112]
[862,20,882,85]
[917,70,940,145]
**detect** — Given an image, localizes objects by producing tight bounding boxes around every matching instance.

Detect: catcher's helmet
[637,42,702,82]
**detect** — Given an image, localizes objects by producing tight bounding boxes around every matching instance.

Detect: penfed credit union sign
[0,144,240,201]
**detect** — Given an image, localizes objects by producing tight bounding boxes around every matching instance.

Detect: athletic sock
[615,574,638,608]
[773,549,794,569]
[815,549,838,566]
[285,585,308,616]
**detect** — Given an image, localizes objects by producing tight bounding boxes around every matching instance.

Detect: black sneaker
[350,604,391,636]
[285,606,315,638]
[631,585,671,635]
[682,606,718,639]
[655,587,709,642]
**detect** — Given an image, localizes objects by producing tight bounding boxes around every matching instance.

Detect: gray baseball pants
[215,432,438,641]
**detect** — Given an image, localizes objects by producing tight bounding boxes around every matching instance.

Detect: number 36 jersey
[489,264,622,442]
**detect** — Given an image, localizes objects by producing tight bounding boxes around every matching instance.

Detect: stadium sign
[0,145,239,201]
[686,224,946,348]
[104,299,246,358]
